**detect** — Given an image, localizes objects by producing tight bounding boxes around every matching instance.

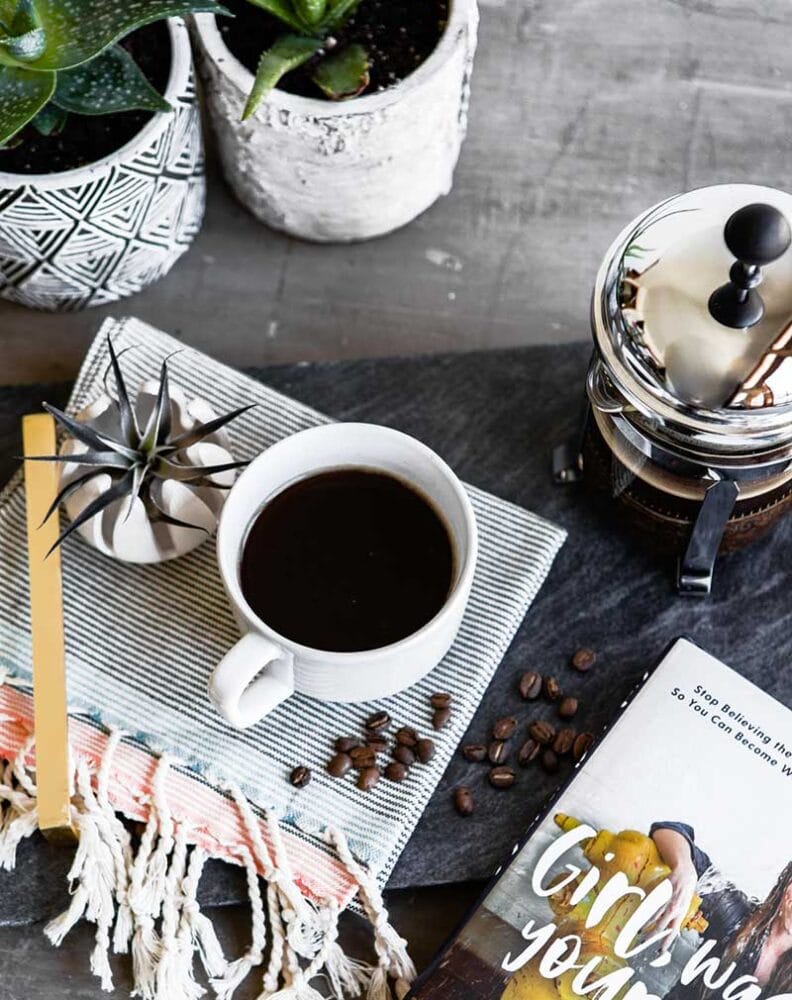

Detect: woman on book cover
[652,822,792,997]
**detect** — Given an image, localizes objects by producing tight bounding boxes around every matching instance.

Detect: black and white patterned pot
[0,19,205,312]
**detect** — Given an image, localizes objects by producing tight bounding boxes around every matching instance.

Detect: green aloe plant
[0,0,229,147]
[27,339,252,555]
[239,0,369,118]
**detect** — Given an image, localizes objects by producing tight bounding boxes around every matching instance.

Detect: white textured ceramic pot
[192,0,479,242]
[0,19,205,312]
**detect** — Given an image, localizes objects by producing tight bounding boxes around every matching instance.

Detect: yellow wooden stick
[22,413,77,845]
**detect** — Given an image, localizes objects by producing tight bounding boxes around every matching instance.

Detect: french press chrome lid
[590,184,792,468]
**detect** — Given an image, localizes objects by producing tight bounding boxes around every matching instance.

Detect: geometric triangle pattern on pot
[0,70,205,312]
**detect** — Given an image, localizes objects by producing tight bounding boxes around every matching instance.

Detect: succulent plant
[238,0,369,117]
[0,0,229,147]
[28,339,252,558]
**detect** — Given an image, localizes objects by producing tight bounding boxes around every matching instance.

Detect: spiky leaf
[0,62,54,143]
[243,33,323,119]
[140,359,172,450]
[154,457,249,481]
[244,0,306,32]
[22,0,230,72]
[146,491,209,533]
[46,468,135,555]
[311,42,368,99]
[54,44,170,115]
[38,468,104,527]
[105,337,139,448]
[42,401,139,461]
[31,99,66,133]
[165,403,255,451]
[24,449,132,469]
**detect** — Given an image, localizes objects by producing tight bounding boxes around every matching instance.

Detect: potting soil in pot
[218,0,450,99]
[0,21,171,175]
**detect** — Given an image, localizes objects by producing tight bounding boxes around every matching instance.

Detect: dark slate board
[2,343,791,926]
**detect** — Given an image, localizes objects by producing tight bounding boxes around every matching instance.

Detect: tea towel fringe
[0,734,416,1000]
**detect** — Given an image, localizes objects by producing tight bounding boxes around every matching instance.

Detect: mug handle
[209,633,295,729]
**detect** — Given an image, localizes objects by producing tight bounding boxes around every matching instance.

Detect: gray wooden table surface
[2,0,792,995]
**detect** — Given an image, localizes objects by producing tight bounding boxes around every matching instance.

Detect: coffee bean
[415,738,435,764]
[571,648,596,672]
[393,744,416,767]
[335,736,361,753]
[350,746,376,769]
[489,766,516,789]
[432,707,451,730]
[543,676,561,701]
[518,738,541,766]
[289,766,311,788]
[365,733,390,753]
[488,740,509,765]
[528,720,556,745]
[385,761,408,782]
[365,710,391,732]
[462,743,487,763]
[573,732,595,762]
[395,726,418,748]
[493,716,518,740]
[518,671,543,700]
[553,727,575,755]
[541,749,560,774]
[357,766,380,791]
[326,753,352,778]
[453,786,475,816]
[558,696,579,719]
[430,692,452,709]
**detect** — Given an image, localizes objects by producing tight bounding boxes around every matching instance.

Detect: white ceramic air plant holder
[210,423,478,728]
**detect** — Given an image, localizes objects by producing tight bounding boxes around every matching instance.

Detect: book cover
[410,638,792,1000]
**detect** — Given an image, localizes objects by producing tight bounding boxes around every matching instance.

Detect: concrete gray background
[2,0,792,995]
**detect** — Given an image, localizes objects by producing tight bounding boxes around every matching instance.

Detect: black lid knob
[708,202,791,329]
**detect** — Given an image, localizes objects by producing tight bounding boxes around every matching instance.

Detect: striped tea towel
[0,317,566,999]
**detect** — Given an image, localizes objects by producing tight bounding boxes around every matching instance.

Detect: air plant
[239,0,369,117]
[28,339,252,557]
[0,0,229,148]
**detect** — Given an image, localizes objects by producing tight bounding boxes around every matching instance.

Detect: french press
[555,184,792,596]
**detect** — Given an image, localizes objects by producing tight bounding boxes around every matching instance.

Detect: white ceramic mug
[210,423,478,728]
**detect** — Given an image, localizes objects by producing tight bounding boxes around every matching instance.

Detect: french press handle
[708,202,791,329]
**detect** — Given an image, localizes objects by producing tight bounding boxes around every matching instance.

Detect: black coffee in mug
[239,468,454,653]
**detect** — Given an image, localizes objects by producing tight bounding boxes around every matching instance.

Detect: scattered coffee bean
[357,766,380,791]
[518,670,543,700]
[350,746,376,769]
[326,753,352,778]
[489,766,516,789]
[395,726,418,747]
[335,736,361,753]
[430,692,452,709]
[493,716,518,740]
[416,738,435,764]
[518,738,541,766]
[488,740,509,765]
[290,765,311,788]
[553,727,576,755]
[543,676,561,701]
[528,720,556,745]
[571,648,596,672]
[541,749,560,774]
[462,743,488,763]
[432,707,451,730]
[453,786,475,816]
[365,710,391,732]
[573,732,595,762]
[558,696,579,720]
[393,744,416,767]
[365,733,390,753]
[385,761,408,782]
